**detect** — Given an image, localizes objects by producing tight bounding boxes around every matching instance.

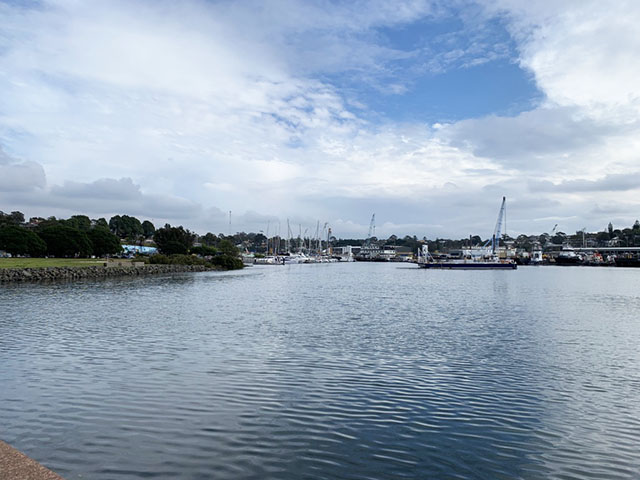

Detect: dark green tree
[38,225,93,257]
[201,232,218,246]
[217,239,239,257]
[87,227,122,256]
[153,224,196,254]
[190,245,218,256]
[35,217,60,231]
[93,218,109,229]
[109,215,144,239]
[0,211,25,226]
[161,241,188,255]
[142,220,155,239]
[64,215,92,231]
[0,225,47,256]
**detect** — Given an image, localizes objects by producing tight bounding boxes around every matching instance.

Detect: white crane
[483,197,507,255]
[365,214,376,246]
[492,197,506,254]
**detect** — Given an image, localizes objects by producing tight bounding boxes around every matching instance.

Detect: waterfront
[1,264,640,479]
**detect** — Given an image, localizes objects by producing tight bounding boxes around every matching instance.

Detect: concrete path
[0,440,64,480]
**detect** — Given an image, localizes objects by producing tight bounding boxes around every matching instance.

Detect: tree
[201,232,218,246]
[35,217,60,230]
[109,215,143,239]
[0,225,47,256]
[64,215,92,231]
[153,224,196,254]
[38,225,93,257]
[0,211,25,226]
[161,241,188,255]
[634,220,640,230]
[217,239,238,257]
[190,245,217,256]
[142,220,155,239]
[93,218,109,229]
[88,227,122,256]
[608,222,614,239]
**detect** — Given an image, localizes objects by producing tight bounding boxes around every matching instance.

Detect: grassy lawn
[0,258,122,269]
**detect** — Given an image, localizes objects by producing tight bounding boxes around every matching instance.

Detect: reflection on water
[1,264,640,479]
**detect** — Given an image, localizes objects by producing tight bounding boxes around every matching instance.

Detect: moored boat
[615,255,640,267]
[417,197,517,270]
[418,256,517,270]
[554,246,582,265]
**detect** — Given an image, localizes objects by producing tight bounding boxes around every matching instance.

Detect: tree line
[209,221,640,253]
[0,210,243,269]
[0,211,122,257]
[3,208,639,259]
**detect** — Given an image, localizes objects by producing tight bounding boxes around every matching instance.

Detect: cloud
[529,172,640,194]
[2,1,640,238]
[51,177,141,200]
[436,106,623,168]
[483,0,640,116]
[0,170,201,224]
[0,148,46,191]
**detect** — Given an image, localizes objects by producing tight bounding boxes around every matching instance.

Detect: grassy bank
[0,258,121,269]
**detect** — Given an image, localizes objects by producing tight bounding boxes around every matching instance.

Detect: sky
[1,0,640,239]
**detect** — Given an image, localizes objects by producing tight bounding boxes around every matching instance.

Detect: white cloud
[1,0,640,237]
[0,148,46,191]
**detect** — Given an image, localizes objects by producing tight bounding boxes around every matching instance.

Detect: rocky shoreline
[0,264,217,283]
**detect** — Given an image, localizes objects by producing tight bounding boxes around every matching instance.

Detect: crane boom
[367,214,376,242]
[492,196,506,254]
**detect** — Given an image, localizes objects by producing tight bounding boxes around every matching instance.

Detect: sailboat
[417,197,517,270]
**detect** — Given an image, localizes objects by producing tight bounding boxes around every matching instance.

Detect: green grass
[0,258,121,269]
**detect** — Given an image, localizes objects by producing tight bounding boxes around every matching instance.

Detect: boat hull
[615,258,640,268]
[418,262,517,270]
[555,256,581,265]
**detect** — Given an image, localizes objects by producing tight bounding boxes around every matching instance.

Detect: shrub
[210,255,244,270]
[147,252,243,270]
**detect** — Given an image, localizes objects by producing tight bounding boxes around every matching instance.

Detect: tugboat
[554,246,582,265]
[417,197,517,270]
[530,248,544,265]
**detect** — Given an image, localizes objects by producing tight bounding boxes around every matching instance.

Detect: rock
[0,264,216,283]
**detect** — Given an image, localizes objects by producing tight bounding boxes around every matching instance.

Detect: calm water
[1,263,640,479]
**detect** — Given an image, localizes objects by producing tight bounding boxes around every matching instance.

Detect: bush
[210,255,244,270]
[190,245,218,256]
[147,253,243,270]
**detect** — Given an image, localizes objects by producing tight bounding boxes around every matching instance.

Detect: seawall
[0,264,214,283]
[0,440,64,480]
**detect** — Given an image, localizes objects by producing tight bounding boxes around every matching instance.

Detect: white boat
[531,249,543,265]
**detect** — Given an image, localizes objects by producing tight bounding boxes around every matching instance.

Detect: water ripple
[2,265,640,479]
